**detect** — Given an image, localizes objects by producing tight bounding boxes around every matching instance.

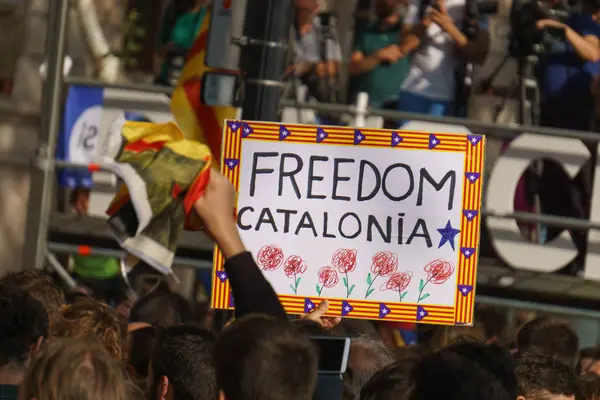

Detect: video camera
[508,0,573,58]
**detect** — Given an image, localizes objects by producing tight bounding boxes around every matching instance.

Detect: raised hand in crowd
[377,45,404,63]
[301,299,342,330]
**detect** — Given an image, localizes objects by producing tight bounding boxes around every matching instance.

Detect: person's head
[295,0,318,26]
[373,0,401,19]
[0,270,65,332]
[343,336,395,400]
[54,298,128,361]
[579,348,600,375]
[216,314,318,400]
[128,326,157,390]
[0,285,48,374]
[406,351,511,400]
[445,340,517,398]
[429,325,486,351]
[359,358,416,400]
[517,317,579,368]
[580,374,600,400]
[130,290,192,327]
[20,338,130,400]
[477,306,507,344]
[148,324,216,400]
[516,351,581,400]
[583,0,600,16]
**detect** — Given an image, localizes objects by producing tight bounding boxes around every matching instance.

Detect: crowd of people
[2,170,600,400]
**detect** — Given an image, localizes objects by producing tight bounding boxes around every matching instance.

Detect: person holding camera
[536,0,600,131]
[395,0,489,117]
[348,0,409,109]
[290,0,343,105]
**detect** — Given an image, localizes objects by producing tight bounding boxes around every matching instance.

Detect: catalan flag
[171,8,237,166]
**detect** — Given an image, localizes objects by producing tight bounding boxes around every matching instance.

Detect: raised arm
[194,171,287,321]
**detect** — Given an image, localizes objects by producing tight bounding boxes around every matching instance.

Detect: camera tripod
[481,53,546,243]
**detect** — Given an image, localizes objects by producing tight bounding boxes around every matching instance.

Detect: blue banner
[57,85,105,188]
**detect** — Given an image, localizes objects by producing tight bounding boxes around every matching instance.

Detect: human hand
[193,170,244,258]
[429,0,454,32]
[378,45,404,63]
[301,299,342,330]
[536,19,567,30]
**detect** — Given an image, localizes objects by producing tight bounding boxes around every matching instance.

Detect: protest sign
[210,121,485,326]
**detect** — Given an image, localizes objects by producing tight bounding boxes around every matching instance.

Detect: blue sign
[57,85,104,188]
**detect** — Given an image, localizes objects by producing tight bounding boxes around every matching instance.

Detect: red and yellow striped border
[210,121,485,326]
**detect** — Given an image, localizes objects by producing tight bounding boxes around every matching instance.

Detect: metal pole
[240,0,293,121]
[477,295,600,320]
[22,0,69,270]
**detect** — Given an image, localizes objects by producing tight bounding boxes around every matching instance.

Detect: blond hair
[54,298,128,361]
[430,324,486,351]
[21,338,130,400]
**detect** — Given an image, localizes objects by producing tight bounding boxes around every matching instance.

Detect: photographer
[536,0,600,131]
[395,0,489,117]
[290,0,343,104]
[349,0,409,109]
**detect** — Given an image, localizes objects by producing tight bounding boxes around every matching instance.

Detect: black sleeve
[223,252,287,320]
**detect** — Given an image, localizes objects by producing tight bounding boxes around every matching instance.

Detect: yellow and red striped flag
[171,8,237,166]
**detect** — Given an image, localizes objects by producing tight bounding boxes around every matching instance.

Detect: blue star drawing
[279,125,291,140]
[465,172,480,183]
[241,122,253,138]
[437,220,460,251]
[429,134,440,149]
[379,303,391,319]
[460,247,476,259]
[462,210,478,222]
[304,298,317,313]
[467,134,482,146]
[227,120,241,132]
[416,306,429,321]
[217,271,228,283]
[457,285,473,296]
[341,300,354,316]
[354,129,365,145]
[316,127,328,143]
[391,131,403,147]
[224,158,239,170]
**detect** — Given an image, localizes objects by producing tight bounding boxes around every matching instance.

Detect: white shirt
[401,0,466,100]
[295,17,343,63]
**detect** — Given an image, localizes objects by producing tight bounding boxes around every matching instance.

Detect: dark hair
[129,290,192,327]
[343,336,395,400]
[129,326,157,378]
[517,317,579,367]
[444,340,517,398]
[477,306,506,341]
[151,324,217,400]
[0,284,49,367]
[360,358,416,400]
[216,314,318,400]
[516,350,581,399]
[0,270,65,332]
[580,374,600,400]
[407,351,511,400]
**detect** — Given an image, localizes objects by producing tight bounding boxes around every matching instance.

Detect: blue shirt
[538,13,600,102]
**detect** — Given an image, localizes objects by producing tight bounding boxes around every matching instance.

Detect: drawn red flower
[331,249,357,274]
[370,251,398,277]
[283,255,308,278]
[381,271,413,293]
[424,259,455,284]
[257,245,284,271]
[318,266,339,288]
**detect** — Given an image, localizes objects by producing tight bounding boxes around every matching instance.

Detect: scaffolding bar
[22,0,69,270]
[47,242,213,270]
[477,295,600,320]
